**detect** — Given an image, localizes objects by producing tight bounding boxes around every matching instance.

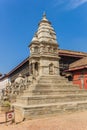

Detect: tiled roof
[69,57,87,69]
[59,49,87,57]
[7,57,29,76]
[0,57,29,81]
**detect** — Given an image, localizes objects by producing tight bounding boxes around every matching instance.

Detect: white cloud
[54,0,87,9]
[69,0,87,9]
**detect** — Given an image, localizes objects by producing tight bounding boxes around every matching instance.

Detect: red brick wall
[72,70,87,89]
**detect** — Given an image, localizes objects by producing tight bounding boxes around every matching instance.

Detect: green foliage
[2,101,11,107]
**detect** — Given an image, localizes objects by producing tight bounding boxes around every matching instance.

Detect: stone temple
[29,13,59,77]
[2,13,87,120]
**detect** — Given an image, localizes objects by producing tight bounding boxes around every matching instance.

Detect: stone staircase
[13,75,87,120]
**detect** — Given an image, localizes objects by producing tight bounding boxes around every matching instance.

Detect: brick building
[68,57,87,89]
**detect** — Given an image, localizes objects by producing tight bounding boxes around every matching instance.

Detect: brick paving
[0,111,87,130]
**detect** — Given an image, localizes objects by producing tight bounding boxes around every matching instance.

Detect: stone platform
[13,75,87,119]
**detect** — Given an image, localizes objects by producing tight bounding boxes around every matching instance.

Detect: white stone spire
[31,13,58,44]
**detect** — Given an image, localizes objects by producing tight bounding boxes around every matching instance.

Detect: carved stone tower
[29,13,60,77]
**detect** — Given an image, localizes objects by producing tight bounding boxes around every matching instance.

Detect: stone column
[32,63,35,76]
[29,64,31,75]
[29,63,33,75]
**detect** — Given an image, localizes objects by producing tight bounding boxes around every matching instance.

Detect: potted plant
[0,97,11,113]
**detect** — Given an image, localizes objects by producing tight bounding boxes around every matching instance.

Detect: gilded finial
[43,11,46,19]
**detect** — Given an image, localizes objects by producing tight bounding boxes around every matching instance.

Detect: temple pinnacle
[43,11,46,19]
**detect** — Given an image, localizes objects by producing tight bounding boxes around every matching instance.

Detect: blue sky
[0,0,87,74]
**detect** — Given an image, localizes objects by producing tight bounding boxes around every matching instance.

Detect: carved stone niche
[47,45,50,52]
[40,44,45,53]
[34,46,39,53]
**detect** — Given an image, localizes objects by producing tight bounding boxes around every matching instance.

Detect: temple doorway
[35,62,38,76]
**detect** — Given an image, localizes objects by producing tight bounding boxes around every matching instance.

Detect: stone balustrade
[1,74,37,102]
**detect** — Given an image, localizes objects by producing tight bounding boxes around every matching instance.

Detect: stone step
[39,76,68,80]
[38,80,69,84]
[39,76,67,78]
[23,89,87,96]
[38,77,69,82]
[16,94,87,105]
[35,83,79,89]
[22,85,80,96]
[39,75,67,79]
[13,100,87,119]
[39,79,69,83]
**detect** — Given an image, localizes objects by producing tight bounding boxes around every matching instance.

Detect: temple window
[34,46,38,53]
